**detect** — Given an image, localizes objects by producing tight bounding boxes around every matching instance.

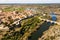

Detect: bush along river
[28,21,55,40]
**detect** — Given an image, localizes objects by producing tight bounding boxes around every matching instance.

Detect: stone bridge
[39,17,60,25]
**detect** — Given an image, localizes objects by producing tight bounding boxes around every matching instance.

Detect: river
[28,21,54,40]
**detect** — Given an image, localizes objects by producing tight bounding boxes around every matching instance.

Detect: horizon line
[0,3,60,5]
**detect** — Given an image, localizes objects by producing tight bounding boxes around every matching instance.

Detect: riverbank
[28,21,55,40]
[39,25,60,40]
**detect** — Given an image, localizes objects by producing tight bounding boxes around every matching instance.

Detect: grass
[2,7,25,12]
[1,16,43,40]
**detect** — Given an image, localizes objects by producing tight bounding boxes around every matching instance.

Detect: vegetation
[1,16,43,40]
[2,7,25,12]
[0,5,59,40]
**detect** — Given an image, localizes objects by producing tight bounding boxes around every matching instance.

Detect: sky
[0,0,60,3]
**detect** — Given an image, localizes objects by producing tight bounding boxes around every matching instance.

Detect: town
[0,4,60,40]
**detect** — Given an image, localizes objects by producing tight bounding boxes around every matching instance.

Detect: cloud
[0,0,60,3]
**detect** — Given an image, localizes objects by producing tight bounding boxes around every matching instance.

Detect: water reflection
[28,21,54,40]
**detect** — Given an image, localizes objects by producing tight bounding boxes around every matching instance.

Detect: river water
[28,21,54,40]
